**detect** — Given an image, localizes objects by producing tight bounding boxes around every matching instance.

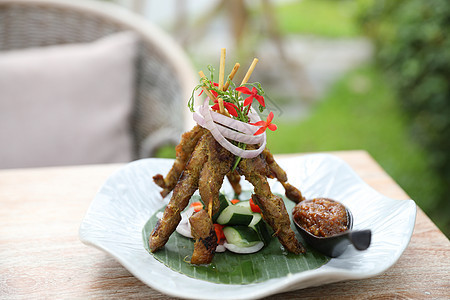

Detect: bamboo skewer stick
[208,200,213,218]
[198,71,230,117]
[238,58,259,96]
[201,87,217,102]
[198,71,217,101]
[198,51,258,119]
[218,48,226,91]
[223,62,240,91]
[219,98,231,117]
[218,48,226,114]
[241,58,259,85]
[218,98,224,114]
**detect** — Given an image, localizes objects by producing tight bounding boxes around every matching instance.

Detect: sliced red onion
[223,241,264,254]
[211,110,258,135]
[175,206,194,238]
[193,98,266,158]
[215,244,226,253]
[210,122,263,144]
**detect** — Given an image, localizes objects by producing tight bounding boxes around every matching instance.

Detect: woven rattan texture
[0,2,184,158]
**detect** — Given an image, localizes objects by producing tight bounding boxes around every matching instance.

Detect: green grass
[275,0,361,37]
[155,144,176,158]
[267,65,447,234]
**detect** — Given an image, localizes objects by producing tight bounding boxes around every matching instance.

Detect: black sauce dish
[293,199,372,258]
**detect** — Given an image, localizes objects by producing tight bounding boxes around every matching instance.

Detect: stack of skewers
[150,48,306,264]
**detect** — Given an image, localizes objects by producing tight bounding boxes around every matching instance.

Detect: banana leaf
[142,195,330,285]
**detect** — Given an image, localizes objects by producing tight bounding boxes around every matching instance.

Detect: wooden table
[1,150,448,299]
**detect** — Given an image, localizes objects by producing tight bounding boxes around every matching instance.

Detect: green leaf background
[142,195,330,285]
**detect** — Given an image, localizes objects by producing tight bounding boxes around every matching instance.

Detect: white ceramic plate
[79,154,416,299]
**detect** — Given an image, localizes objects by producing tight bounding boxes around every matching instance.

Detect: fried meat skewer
[153,125,206,198]
[226,170,242,196]
[189,209,217,264]
[149,133,209,252]
[262,148,305,204]
[238,154,306,254]
[198,133,235,217]
[190,132,234,264]
[150,132,235,263]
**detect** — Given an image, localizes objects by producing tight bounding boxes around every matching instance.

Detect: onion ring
[193,98,266,158]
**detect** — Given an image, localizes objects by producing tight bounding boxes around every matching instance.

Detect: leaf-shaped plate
[79,154,416,299]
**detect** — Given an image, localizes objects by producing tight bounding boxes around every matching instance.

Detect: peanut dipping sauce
[293,198,348,237]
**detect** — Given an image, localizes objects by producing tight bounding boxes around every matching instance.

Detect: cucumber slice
[223,226,261,247]
[216,204,253,225]
[249,213,272,245]
[194,194,231,223]
[234,200,251,212]
[212,194,231,223]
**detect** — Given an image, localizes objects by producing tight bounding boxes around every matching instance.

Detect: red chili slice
[214,224,225,241]
[249,198,261,213]
[190,201,203,212]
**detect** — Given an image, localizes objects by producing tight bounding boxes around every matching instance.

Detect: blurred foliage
[358,0,450,235]
[268,65,444,230]
[275,0,360,37]
[155,144,176,158]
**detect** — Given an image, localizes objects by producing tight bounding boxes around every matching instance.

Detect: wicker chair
[0,0,197,159]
